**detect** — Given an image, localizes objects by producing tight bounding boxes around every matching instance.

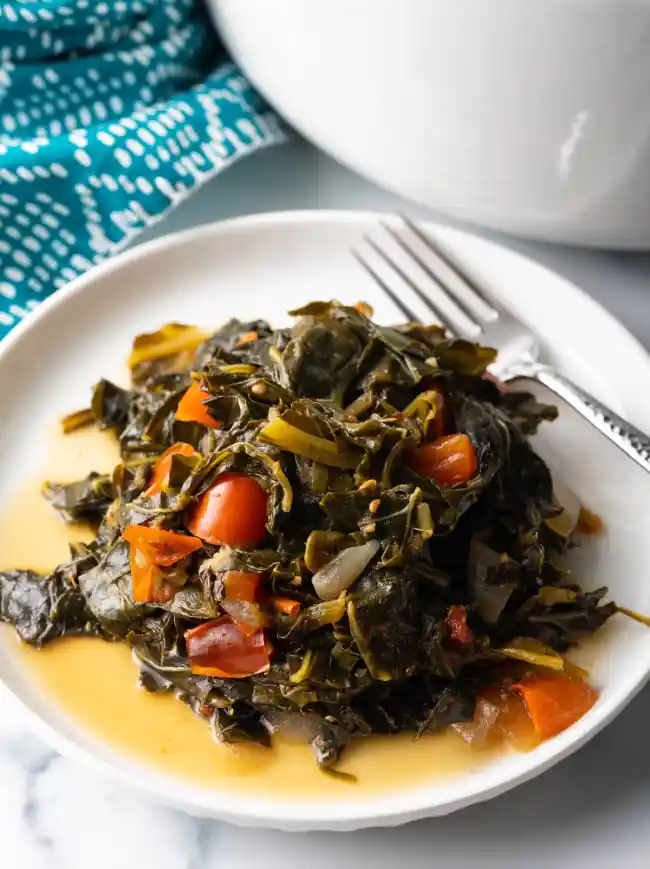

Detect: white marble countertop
[4,139,650,869]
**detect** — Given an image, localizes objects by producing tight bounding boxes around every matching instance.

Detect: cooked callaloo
[0,302,621,770]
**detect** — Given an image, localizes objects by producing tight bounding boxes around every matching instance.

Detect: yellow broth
[1,427,503,800]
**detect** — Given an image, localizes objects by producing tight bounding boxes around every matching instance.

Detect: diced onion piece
[263,711,324,744]
[452,697,500,746]
[490,689,539,750]
[312,540,380,601]
[219,571,265,636]
[220,599,265,637]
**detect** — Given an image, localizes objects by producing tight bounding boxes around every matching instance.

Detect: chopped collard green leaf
[0,301,623,770]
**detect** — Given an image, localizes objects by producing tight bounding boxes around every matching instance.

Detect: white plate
[1,210,650,831]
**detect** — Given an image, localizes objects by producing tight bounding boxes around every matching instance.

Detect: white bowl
[1,211,650,830]
[211,0,650,248]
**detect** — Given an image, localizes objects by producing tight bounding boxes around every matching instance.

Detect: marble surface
[4,139,650,868]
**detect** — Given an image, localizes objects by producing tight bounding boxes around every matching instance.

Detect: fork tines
[353,216,500,337]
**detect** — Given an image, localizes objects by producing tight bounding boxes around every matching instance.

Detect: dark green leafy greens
[0,301,617,771]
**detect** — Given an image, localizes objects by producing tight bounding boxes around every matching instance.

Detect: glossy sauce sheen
[0,428,502,799]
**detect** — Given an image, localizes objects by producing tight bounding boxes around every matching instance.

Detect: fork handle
[523,364,650,474]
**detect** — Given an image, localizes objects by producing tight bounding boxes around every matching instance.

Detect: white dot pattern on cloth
[0,0,286,337]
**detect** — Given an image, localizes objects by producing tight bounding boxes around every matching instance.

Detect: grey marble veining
[4,140,650,868]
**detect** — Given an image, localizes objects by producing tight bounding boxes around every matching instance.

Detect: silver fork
[353,217,650,474]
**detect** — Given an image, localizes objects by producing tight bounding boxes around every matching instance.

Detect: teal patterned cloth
[0,0,285,338]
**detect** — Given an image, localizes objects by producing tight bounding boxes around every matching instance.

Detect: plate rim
[4,209,650,384]
[2,208,650,831]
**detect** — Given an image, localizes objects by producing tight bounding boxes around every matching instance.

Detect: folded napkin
[0,0,285,339]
